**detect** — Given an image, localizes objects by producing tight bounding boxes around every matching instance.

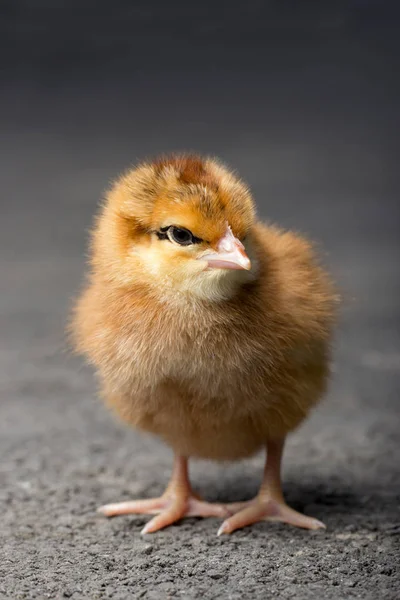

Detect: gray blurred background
[1,2,399,599]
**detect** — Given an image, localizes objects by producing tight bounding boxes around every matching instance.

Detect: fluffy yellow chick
[71,154,338,535]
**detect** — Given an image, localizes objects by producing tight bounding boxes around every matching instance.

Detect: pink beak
[199,226,251,271]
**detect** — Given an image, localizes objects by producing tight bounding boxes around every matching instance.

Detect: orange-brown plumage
[71,154,338,534]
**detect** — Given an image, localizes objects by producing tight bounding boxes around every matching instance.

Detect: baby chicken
[71,154,338,535]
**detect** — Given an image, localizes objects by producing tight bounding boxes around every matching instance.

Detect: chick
[71,154,338,535]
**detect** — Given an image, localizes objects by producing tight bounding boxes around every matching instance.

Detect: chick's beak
[199,226,251,271]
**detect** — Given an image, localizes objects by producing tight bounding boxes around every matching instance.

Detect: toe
[187,498,231,518]
[98,498,167,517]
[141,499,187,534]
[273,504,326,530]
[218,504,265,535]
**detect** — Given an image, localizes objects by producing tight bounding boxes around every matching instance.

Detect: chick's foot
[97,455,230,534]
[98,495,229,534]
[218,497,325,535]
[218,438,325,535]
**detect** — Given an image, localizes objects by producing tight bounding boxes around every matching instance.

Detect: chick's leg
[218,439,325,535]
[98,455,229,534]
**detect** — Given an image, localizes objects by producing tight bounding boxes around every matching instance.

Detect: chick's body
[72,155,337,534]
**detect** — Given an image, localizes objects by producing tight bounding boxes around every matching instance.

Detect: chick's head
[96,155,257,301]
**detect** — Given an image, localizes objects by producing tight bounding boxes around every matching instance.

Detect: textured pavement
[1,2,399,599]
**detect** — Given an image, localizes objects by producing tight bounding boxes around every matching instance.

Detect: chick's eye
[167,226,194,246]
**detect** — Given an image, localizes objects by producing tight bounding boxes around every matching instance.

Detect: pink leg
[218,439,326,535]
[98,455,230,534]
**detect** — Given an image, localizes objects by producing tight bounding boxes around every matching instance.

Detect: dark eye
[167,226,195,246]
[156,225,202,245]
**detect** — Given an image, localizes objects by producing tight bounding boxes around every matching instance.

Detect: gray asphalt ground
[1,2,399,599]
